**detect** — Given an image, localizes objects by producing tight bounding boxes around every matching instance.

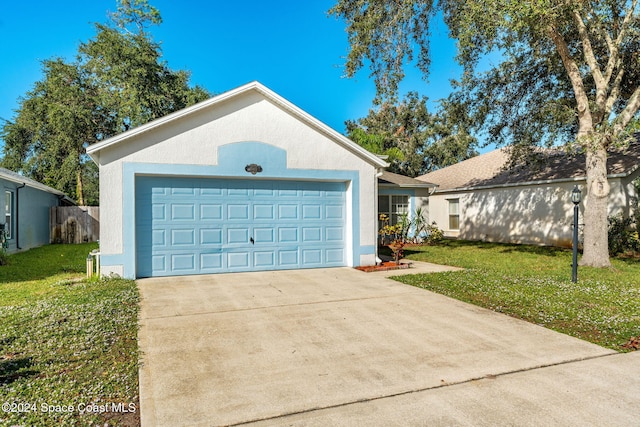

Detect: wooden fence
[50,206,100,244]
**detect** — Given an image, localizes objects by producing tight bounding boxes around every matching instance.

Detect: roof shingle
[417,142,640,191]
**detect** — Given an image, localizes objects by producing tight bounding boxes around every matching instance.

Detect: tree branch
[604,0,638,83]
[572,9,605,96]
[604,63,624,119]
[613,85,640,138]
[547,25,593,131]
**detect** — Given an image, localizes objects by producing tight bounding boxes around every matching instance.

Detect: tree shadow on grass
[0,356,38,385]
[0,336,38,385]
[498,244,568,257]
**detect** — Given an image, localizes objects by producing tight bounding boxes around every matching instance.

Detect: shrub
[608,214,640,256]
[0,248,9,266]
[422,222,444,245]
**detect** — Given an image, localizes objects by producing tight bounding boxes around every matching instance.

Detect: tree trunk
[76,169,85,206]
[580,145,611,267]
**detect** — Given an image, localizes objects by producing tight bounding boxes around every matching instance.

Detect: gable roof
[86,81,388,168]
[378,171,437,189]
[418,142,640,192]
[0,167,75,204]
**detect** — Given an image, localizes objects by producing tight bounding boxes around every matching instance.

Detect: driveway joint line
[141,291,419,320]
[227,351,618,426]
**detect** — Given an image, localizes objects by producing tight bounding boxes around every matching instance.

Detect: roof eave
[0,172,66,197]
[379,183,438,189]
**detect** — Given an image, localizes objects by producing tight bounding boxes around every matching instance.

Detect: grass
[392,240,640,352]
[0,243,139,427]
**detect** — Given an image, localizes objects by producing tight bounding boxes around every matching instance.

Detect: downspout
[375,170,384,265]
[16,183,26,250]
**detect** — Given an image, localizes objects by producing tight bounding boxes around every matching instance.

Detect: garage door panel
[171,229,195,246]
[171,204,195,220]
[254,228,275,243]
[200,253,223,270]
[200,229,223,245]
[278,189,298,197]
[253,205,274,220]
[152,255,166,273]
[326,205,344,219]
[228,228,249,244]
[326,249,345,263]
[254,251,275,267]
[200,204,223,220]
[228,204,249,220]
[278,250,298,265]
[228,252,250,268]
[278,205,298,219]
[278,228,298,243]
[302,249,322,265]
[136,177,346,277]
[302,227,322,242]
[172,253,195,271]
[302,204,321,219]
[326,227,344,241]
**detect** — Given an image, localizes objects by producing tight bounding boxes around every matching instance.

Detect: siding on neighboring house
[418,144,640,247]
[1,168,75,253]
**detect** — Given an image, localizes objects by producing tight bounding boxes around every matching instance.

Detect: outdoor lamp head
[571,185,582,204]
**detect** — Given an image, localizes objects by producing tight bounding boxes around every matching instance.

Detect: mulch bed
[355,262,411,273]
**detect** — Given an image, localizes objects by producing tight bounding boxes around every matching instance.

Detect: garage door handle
[250,237,255,245]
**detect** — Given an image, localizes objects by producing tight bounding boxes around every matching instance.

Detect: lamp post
[571,185,582,283]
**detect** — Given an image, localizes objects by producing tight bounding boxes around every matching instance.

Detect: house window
[378,195,409,226]
[5,191,13,240]
[448,199,460,230]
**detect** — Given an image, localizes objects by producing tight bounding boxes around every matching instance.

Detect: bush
[608,214,640,255]
[422,222,444,245]
[0,248,9,266]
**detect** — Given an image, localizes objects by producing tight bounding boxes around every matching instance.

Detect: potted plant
[379,213,410,264]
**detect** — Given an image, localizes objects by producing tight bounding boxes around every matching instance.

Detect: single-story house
[88,81,429,279]
[1,167,75,253]
[417,144,640,247]
[377,170,436,231]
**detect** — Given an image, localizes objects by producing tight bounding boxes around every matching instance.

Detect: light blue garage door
[135,176,347,277]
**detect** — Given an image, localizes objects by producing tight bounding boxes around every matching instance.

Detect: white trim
[0,170,65,197]
[86,81,389,169]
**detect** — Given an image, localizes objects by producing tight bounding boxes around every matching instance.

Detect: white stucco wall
[428,176,638,247]
[94,90,380,276]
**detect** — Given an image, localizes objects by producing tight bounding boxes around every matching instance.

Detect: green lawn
[393,241,640,351]
[0,243,139,427]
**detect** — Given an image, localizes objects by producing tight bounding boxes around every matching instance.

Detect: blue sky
[0,1,461,138]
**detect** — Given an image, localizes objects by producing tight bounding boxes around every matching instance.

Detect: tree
[347,92,477,177]
[330,0,640,267]
[1,0,210,205]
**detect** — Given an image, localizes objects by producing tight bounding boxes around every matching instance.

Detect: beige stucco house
[417,144,640,247]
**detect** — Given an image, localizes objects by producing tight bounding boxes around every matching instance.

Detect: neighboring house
[417,144,640,247]
[377,170,437,232]
[1,167,75,253]
[87,82,393,279]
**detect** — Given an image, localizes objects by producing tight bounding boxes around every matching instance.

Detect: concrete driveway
[137,265,638,426]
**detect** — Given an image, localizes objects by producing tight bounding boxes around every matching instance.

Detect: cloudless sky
[0,1,462,142]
